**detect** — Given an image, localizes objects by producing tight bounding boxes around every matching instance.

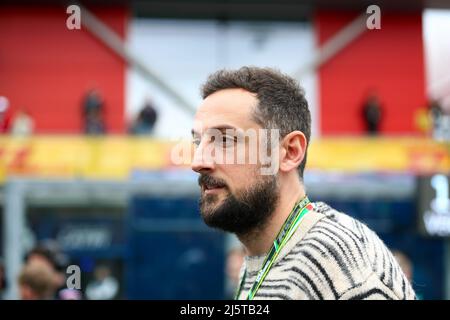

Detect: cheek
[219,164,260,192]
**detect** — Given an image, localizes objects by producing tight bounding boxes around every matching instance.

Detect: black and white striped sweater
[237,202,416,300]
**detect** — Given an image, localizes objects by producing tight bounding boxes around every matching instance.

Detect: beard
[198,172,279,236]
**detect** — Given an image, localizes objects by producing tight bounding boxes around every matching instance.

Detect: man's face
[191,88,279,235]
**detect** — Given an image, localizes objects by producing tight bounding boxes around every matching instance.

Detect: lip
[203,186,225,194]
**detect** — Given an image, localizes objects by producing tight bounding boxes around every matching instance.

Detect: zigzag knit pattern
[237,202,416,300]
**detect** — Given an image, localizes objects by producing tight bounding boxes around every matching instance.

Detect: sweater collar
[243,206,326,274]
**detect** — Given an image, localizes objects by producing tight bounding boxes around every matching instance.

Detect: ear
[278,131,307,174]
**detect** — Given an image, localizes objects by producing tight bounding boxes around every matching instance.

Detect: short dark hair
[201,66,311,179]
[26,243,68,272]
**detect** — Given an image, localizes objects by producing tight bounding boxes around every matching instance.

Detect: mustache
[198,174,228,189]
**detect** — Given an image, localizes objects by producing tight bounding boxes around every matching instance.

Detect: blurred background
[0,0,450,300]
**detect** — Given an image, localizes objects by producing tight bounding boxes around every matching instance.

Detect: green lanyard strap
[235,196,314,300]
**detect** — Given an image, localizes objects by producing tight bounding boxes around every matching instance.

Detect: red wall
[316,11,426,135]
[0,6,128,133]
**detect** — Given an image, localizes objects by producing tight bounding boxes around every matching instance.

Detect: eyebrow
[191,125,237,136]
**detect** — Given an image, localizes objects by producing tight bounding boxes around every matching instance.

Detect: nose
[191,141,215,173]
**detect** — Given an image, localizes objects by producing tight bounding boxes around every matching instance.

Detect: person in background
[0,257,6,299]
[391,250,413,282]
[18,262,57,300]
[85,265,119,300]
[85,109,106,135]
[391,250,422,299]
[129,99,158,135]
[225,247,246,299]
[427,99,449,140]
[10,108,34,136]
[0,96,12,134]
[82,89,106,135]
[26,241,80,300]
[361,91,383,135]
[429,99,443,132]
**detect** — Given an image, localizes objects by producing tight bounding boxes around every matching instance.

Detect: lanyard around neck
[235,196,313,300]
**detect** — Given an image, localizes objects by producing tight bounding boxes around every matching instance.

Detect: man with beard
[191,67,416,300]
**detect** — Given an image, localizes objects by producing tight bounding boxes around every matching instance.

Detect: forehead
[193,88,259,132]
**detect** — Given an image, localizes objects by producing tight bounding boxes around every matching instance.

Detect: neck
[237,177,306,257]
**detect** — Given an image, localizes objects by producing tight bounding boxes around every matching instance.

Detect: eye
[192,137,201,147]
[221,135,236,147]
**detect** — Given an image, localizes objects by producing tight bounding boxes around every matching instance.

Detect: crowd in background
[0,89,159,137]
[2,90,449,139]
